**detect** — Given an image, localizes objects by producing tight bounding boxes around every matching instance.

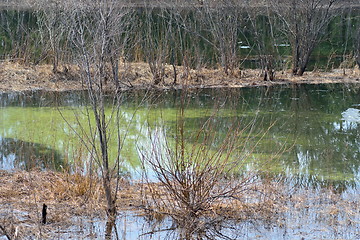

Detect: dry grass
[0,170,142,239]
[0,61,83,92]
[0,170,359,239]
[0,60,359,92]
[0,169,141,212]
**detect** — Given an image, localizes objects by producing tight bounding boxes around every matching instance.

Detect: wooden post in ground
[42,204,47,225]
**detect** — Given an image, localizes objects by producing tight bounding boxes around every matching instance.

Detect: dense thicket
[0,0,359,80]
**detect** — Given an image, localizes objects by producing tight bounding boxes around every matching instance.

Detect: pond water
[2,84,360,191]
[1,84,360,239]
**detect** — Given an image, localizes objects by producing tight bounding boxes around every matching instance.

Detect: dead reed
[0,169,359,239]
[1,60,359,92]
[0,169,140,239]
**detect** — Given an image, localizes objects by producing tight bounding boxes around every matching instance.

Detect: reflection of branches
[0,224,12,240]
[139,227,176,238]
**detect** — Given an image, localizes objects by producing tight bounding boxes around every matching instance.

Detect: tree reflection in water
[0,137,64,171]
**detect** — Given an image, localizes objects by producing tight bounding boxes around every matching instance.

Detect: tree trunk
[111,57,119,89]
[356,29,360,68]
[105,220,114,239]
[103,171,116,219]
[52,53,58,73]
[292,45,300,75]
[297,52,311,76]
[297,65,306,76]
[95,92,117,221]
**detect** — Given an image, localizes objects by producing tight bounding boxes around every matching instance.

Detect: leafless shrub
[164,5,208,83]
[139,6,172,85]
[244,1,284,81]
[200,0,245,75]
[33,0,70,73]
[138,91,277,238]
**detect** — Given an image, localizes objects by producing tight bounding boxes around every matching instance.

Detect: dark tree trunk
[292,45,300,75]
[297,52,311,76]
[52,54,58,73]
[42,203,47,224]
[111,57,119,89]
[356,29,360,68]
[297,65,306,76]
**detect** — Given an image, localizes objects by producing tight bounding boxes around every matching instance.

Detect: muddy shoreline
[0,61,359,93]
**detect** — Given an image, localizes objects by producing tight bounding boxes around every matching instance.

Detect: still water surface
[1,84,360,192]
[2,84,360,239]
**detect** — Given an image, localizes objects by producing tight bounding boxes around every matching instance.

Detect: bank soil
[0,61,359,92]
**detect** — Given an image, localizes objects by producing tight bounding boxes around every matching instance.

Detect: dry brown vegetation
[0,170,290,239]
[0,169,142,239]
[0,61,359,92]
[0,170,359,239]
[0,61,82,92]
[0,169,140,214]
[141,178,288,221]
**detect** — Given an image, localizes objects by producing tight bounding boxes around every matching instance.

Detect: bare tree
[140,6,171,85]
[201,0,244,75]
[245,2,280,81]
[356,19,360,68]
[167,4,209,82]
[34,0,69,72]
[54,0,137,230]
[271,0,339,76]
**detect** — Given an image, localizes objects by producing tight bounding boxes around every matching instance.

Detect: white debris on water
[341,108,360,123]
